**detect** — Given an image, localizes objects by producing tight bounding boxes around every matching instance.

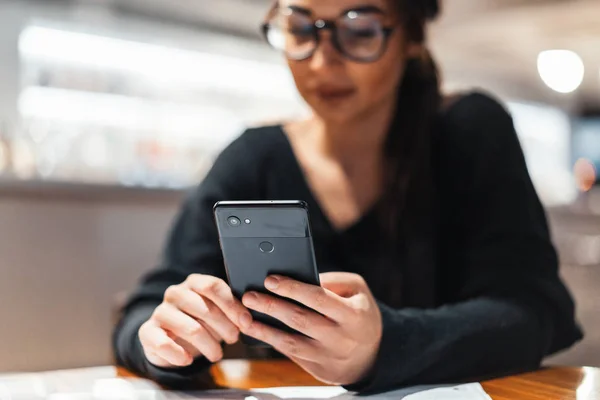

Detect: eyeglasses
[261,6,395,63]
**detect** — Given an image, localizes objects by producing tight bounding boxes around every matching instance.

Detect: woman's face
[275,0,413,123]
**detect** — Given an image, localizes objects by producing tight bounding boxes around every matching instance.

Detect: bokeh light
[537,50,585,94]
[574,158,597,192]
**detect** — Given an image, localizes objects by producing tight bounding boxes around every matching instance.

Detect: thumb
[319,272,365,298]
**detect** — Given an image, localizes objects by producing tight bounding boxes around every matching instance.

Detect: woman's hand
[240,272,383,386]
[138,274,253,368]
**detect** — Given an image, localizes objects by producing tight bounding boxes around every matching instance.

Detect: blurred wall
[0,185,182,372]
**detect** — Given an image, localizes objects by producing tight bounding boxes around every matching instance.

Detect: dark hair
[380,0,442,307]
[382,0,441,240]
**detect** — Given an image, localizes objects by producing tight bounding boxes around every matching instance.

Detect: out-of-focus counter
[0,181,186,372]
[0,180,187,201]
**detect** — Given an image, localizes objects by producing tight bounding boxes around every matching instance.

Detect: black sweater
[113,92,582,392]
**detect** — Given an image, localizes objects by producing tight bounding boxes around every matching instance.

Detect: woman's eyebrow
[284,5,386,18]
[341,5,385,16]
[288,5,313,16]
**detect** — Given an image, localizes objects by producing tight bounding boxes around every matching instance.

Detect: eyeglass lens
[265,8,388,62]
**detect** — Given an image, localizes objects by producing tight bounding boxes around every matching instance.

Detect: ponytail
[379,6,442,307]
[382,48,441,241]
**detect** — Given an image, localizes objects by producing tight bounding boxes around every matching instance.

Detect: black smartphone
[213,200,320,346]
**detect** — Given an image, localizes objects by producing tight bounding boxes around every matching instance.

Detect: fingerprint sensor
[259,241,274,253]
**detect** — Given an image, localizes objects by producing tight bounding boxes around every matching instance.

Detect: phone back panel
[219,236,319,296]
[214,201,320,341]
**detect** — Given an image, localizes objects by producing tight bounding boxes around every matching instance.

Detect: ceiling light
[19,26,297,101]
[537,50,585,94]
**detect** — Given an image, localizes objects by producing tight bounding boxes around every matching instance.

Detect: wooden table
[206,360,600,399]
[6,360,594,399]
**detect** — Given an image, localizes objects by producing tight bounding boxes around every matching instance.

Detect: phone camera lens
[227,216,241,227]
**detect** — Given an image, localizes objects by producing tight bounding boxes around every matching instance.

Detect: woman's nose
[309,31,344,70]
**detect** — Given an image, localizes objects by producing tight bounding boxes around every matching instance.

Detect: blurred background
[0,0,598,373]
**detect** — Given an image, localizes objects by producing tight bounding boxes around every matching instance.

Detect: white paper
[403,383,491,400]
[250,386,348,399]
[248,383,491,400]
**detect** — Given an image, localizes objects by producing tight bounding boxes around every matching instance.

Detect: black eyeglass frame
[261,7,395,63]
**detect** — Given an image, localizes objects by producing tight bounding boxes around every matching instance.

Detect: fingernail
[265,276,280,290]
[239,312,252,329]
[243,292,258,307]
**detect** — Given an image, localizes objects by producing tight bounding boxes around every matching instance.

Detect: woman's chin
[311,99,363,122]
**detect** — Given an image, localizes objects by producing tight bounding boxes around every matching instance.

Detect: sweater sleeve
[112,130,264,389]
[344,92,582,393]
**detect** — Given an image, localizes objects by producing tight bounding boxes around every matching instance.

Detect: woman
[113,0,582,392]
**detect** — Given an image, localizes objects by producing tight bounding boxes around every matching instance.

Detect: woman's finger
[165,285,239,344]
[319,272,366,297]
[242,292,336,341]
[185,275,253,330]
[146,350,176,369]
[153,304,223,363]
[262,275,350,321]
[200,320,223,342]
[241,320,321,362]
[197,297,239,344]
[139,320,192,367]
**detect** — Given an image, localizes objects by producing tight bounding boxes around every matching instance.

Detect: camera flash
[244,219,251,224]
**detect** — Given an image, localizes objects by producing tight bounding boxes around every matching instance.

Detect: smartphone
[213,200,320,346]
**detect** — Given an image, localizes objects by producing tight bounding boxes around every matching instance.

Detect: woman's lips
[315,87,356,102]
